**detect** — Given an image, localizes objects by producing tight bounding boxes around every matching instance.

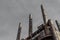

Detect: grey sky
[0,0,60,40]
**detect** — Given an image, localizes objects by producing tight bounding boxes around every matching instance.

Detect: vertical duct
[41,4,47,24]
[16,23,21,40]
[29,14,32,36]
[55,20,60,31]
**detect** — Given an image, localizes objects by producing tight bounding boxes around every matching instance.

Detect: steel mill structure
[16,4,60,40]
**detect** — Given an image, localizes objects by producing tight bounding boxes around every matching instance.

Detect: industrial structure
[16,4,60,40]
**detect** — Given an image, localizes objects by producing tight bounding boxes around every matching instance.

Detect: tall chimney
[55,20,60,31]
[41,4,47,24]
[16,23,21,40]
[29,14,32,36]
[41,4,49,35]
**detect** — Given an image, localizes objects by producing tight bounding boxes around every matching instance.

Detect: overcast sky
[0,0,60,40]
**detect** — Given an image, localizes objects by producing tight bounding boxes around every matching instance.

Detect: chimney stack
[41,4,47,24]
[29,14,32,36]
[16,23,21,40]
[41,4,49,35]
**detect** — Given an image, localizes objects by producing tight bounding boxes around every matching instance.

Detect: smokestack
[41,4,47,24]
[55,20,60,31]
[29,14,32,36]
[16,23,21,40]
